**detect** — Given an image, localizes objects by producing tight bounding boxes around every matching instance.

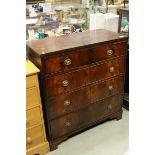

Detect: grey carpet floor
[46,108,129,155]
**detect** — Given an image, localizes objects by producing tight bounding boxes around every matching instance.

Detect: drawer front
[90,76,124,103]
[26,74,38,88]
[26,125,45,149]
[26,107,42,128]
[50,107,90,139]
[50,94,122,139]
[44,49,89,74]
[26,87,40,109]
[47,87,90,119]
[89,58,125,83]
[45,58,125,98]
[89,94,122,123]
[91,42,127,63]
[45,68,89,97]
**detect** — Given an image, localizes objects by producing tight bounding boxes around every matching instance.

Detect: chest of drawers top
[27,29,128,56]
[26,59,39,76]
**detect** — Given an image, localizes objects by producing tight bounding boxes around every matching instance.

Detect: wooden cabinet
[26,60,49,155]
[27,29,128,151]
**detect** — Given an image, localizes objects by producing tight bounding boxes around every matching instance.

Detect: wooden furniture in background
[26,60,49,155]
[117,8,129,34]
[117,8,129,110]
[27,29,128,150]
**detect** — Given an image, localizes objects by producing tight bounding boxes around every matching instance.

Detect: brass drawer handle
[107,50,113,55]
[62,80,69,87]
[64,58,71,66]
[65,121,71,127]
[108,104,112,110]
[64,100,71,106]
[109,66,115,73]
[27,137,32,144]
[108,85,113,91]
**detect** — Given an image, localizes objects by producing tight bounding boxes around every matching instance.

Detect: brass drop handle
[109,66,115,73]
[65,121,71,127]
[108,85,113,91]
[108,104,112,110]
[107,50,113,55]
[64,58,71,66]
[62,80,69,87]
[27,137,32,144]
[64,100,71,106]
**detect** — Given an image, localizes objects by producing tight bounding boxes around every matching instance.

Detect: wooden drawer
[90,75,124,103]
[26,87,40,109]
[26,125,45,149]
[49,94,122,139]
[91,42,127,63]
[45,58,125,98]
[45,68,89,97]
[26,74,38,88]
[44,49,89,74]
[89,94,123,123]
[47,87,90,119]
[26,107,42,128]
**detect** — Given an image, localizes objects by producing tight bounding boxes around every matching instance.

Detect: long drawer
[49,94,122,139]
[47,76,124,119]
[45,58,125,97]
[26,125,45,150]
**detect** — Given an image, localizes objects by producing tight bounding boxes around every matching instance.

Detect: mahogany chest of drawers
[27,29,128,150]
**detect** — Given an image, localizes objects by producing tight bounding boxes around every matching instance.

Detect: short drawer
[26,74,38,88]
[49,94,122,139]
[47,87,90,119]
[44,49,89,74]
[91,42,127,63]
[26,125,45,149]
[26,106,42,128]
[26,87,40,109]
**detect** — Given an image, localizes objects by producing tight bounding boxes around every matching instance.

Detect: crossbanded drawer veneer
[26,60,49,155]
[27,29,128,150]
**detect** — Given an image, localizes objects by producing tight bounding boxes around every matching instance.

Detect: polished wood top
[26,59,40,76]
[26,29,128,56]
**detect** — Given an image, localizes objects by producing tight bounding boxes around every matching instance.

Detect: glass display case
[26,4,88,40]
